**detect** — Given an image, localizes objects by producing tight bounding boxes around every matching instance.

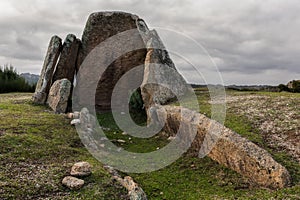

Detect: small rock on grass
[167,136,176,140]
[62,176,84,190]
[66,112,73,119]
[70,161,92,177]
[73,112,80,119]
[66,111,80,119]
[70,119,80,125]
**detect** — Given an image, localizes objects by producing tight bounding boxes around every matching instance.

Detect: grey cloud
[0,0,299,84]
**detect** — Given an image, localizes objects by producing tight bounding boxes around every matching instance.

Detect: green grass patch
[1,91,299,199]
[0,93,127,199]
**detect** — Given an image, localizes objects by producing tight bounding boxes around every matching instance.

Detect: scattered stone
[122,132,128,135]
[66,112,74,119]
[47,79,72,113]
[66,111,80,119]
[104,166,147,200]
[117,139,126,143]
[70,119,80,125]
[70,161,92,177]
[124,176,148,200]
[102,127,111,131]
[73,112,80,119]
[167,136,176,141]
[33,35,62,104]
[62,176,84,190]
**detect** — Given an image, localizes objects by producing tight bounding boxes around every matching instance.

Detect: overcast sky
[0,0,299,85]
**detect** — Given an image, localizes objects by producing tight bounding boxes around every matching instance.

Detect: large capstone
[75,11,187,112]
[75,12,148,112]
[33,35,62,104]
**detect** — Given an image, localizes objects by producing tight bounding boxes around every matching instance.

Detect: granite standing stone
[33,35,62,104]
[52,34,80,84]
[75,12,148,112]
[141,30,188,110]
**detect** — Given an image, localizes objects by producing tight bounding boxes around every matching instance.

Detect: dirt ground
[225,92,300,163]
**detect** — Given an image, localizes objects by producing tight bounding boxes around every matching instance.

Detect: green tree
[0,64,36,93]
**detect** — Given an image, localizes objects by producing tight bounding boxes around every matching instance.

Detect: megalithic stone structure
[33,35,62,104]
[33,11,292,189]
[75,12,187,112]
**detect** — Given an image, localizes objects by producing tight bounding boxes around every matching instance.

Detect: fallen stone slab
[156,105,291,189]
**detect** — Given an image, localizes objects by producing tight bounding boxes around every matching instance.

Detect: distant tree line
[279,80,300,93]
[0,64,36,93]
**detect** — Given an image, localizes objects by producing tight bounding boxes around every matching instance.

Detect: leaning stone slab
[156,105,291,189]
[52,34,80,84]
[33,35,62,104]
[141,30,188,110]
[47,79,71,113]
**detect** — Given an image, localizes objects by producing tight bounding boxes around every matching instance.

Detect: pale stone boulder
[62,176,84,190]
[33,35,62,104]
[70,119,80,126]
[47,79,71,113]
[70,161,92,177]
